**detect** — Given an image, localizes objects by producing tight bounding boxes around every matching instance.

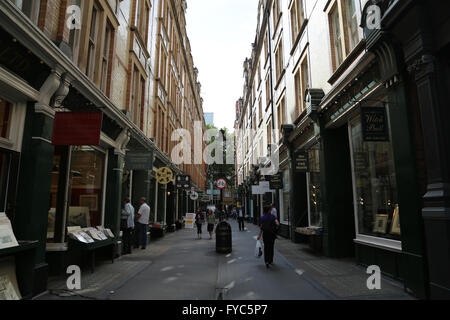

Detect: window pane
[330,6,343,67]
[350,113,401,240]
[0,99,12,139]
[0,152,10,213]
[308,144,322,227]
[345,0,359,52]
[69,147,105,228]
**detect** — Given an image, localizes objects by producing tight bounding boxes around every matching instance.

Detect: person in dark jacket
[257,205,280,268]
[195,208,204,239]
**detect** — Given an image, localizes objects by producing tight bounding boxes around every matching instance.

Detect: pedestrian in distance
[258,205,280,268]
[232,206,237,220]
[206,209,216,240]
[195,208,204,239]
[135,197,150,250]
[120,199,135,255]
[237,206,245,231]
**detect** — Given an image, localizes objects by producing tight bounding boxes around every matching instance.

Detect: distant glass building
[204,112,214,126]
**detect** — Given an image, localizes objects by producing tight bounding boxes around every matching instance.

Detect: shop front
[318,55,428,297]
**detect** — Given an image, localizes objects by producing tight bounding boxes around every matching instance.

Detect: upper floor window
[328,0,361,71]
[136,0,150,42]
[0,99,12,140]
[275,38,284,83]
[10,0,41,24]
[290,0,305,43]
[86,4,100,80]
[100,22,113,94]
[272,0,281,29]
[294,52,310,117]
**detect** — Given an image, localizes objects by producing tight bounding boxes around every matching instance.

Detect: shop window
[307,144,322,227]
[349,112,401,241]
[282,170,290,222]
[48,147,106,242]
[0,152,10,213]
[0,99,12,139]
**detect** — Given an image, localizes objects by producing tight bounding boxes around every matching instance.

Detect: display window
[281,169,290,223]
[307,144,322,228]
[349,101,401,242]
[48,146,107,243]
[0,152,10,212]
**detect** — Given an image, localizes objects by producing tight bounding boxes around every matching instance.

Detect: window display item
[0,257,21,300]
[390,205,401,235]
[373,214,389,234]
[68,207,91,228]
[0,213,19,250]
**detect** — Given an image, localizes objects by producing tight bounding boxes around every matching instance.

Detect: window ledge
[354,235,402,253]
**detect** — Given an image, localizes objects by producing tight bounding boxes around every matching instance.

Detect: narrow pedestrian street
[39,221,411,300]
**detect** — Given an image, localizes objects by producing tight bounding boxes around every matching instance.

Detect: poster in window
[68,207,91,228]
[390,205,401,235]
[79,194,98,211]
[373,214,389,234]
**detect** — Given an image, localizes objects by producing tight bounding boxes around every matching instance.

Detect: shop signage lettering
[361,107,390,142]
[52,112,103,146]
[294,151,309,173]
[125,151,154,170]
[268,173,283,190]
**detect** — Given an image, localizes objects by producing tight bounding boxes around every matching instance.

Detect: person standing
[195,208,204,239]
[206,209,216,240]
[258,205,280,268]
[135,197,150,250]
[237,206,245,231]
[121,199,135,255]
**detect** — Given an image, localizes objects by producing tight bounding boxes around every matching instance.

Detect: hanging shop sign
[125,151,154,170]
[361,106,390,142]
[176,175,191,189]
[267,173,283,190]
[155,167,173,185]
[52,112,103,146]
[216,178,227,190]
[294,151,309,172]
[251,181,272,195]
[190,191,199,201]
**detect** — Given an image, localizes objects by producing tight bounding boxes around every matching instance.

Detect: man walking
[258,205,280,268]
[121,199,135,255]
[238,206,245,231]
[135,197,150,250]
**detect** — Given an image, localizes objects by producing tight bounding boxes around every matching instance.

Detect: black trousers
[263,233,276,264]
[238,217,245,231]
[120,220,133,254]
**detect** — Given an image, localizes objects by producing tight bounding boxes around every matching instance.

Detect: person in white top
[135,197,150,250]
[121,199,135,254]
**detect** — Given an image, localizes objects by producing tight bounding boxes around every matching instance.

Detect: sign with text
[52,112,103,146]
[125,151,154,170]
[361,107,390,142]
[294,151,309,172]
[268,173,283,190]
[184,213,196,229]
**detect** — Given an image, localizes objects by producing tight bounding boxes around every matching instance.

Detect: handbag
[255,240,263,258]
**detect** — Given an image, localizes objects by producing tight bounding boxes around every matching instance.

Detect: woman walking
[206,209,216,240]
[195,208,204,239]
[257,205,280,268]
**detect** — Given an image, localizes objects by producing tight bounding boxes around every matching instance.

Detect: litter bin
[216,221,232,254]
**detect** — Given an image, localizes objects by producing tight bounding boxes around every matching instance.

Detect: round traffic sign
[216,178,227,190]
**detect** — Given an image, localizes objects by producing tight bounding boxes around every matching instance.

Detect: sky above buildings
[185,0,258,131]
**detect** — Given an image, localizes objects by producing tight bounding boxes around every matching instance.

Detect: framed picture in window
[373,214,388,234]
[390,205,401,235]
[79,194,98,211]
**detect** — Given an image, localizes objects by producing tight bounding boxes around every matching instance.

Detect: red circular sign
[216,178,227,190]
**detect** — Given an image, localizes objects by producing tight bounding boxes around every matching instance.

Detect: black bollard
[216,221,232,254]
